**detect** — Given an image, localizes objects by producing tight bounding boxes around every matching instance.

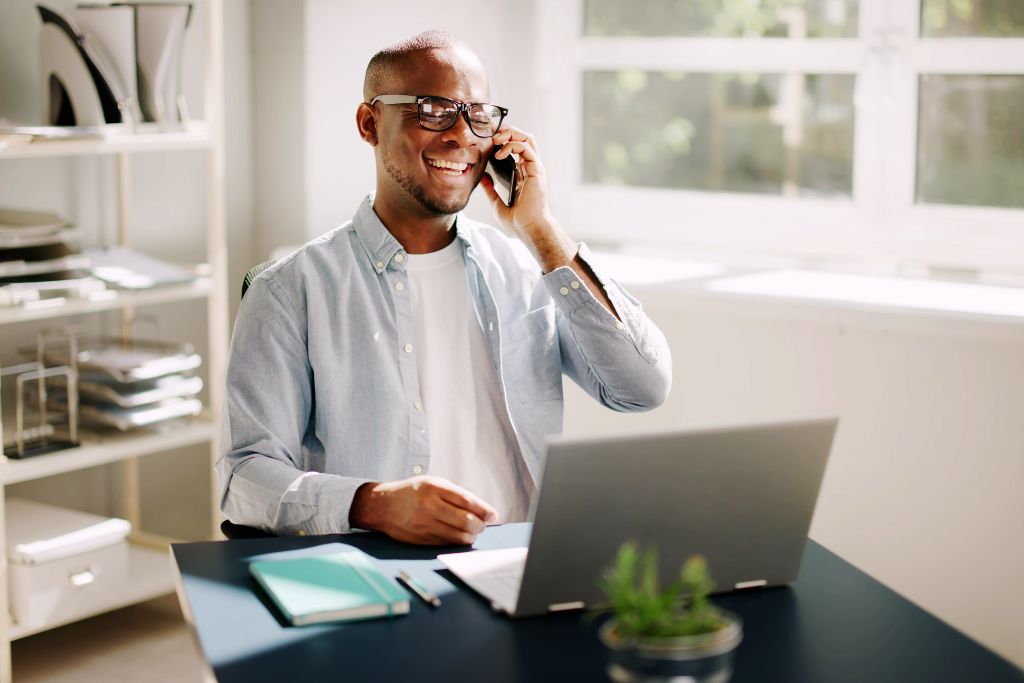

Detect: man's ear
[356,103,379,146]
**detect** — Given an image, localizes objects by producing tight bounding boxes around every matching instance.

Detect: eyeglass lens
[419,97,503,137]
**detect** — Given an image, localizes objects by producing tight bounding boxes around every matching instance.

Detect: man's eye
[421,111,449,123]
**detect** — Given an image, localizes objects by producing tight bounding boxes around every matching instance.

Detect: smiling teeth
[427,159,469,173]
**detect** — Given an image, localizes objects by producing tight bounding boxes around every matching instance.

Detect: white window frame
[535,0,1024,271]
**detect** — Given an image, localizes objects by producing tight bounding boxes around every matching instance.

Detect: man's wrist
[521,216,576,274]
[349,481,381,530]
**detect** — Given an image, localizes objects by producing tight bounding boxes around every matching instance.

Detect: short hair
[363,30,470,101]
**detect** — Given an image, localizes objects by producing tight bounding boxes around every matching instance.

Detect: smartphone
[486,149,517,207]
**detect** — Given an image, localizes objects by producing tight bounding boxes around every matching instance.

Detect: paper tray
[38,337,202,383]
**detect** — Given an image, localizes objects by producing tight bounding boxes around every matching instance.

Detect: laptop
[439,417,838,617]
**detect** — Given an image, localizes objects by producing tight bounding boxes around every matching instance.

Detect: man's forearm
[523,216,620,320]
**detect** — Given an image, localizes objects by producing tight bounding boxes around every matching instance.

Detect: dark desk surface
[171,524,1023,683]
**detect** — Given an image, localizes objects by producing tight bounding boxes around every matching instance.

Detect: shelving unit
[0,2,227,681]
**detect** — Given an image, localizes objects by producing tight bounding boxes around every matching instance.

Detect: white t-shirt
[405,239,533,523]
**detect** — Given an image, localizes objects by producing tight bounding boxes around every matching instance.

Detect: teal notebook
[249,544,410,626]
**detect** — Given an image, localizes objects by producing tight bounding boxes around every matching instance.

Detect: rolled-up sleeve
[544,244,672,411]
[216,276,371,535]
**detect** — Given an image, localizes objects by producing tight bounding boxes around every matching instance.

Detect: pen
[398,570,441,608]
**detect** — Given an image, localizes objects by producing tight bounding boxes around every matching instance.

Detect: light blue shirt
[218,194,672,535]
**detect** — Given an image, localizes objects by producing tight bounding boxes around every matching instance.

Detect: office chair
[220,259,278,540]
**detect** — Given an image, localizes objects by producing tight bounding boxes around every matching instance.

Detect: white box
[5,499,131,630]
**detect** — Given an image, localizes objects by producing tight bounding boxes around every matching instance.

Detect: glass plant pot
[598,611,743,683]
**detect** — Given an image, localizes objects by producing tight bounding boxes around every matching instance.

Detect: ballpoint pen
[398,570,442,608]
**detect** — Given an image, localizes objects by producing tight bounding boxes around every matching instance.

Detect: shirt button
[395,253,405,263]
[571,281,580,290]
[616,321,625,330]
[412,465,424,475]
[559,286,569,296]
[297,530,307,537]
[413,401,422,412]
[395,281,405,292]
[375,260,384,270]
[404,343,413,353]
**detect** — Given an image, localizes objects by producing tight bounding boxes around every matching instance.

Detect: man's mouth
[425,157,473,176]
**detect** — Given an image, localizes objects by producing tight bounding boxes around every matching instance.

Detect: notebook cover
[250,546,409,626]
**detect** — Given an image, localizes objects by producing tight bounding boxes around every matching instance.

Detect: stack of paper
[85,245,196,289]
[0,209,102,306]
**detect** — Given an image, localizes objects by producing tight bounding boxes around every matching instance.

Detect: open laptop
[439,417,838,617]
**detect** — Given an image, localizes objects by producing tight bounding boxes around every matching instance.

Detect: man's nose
[438,111,477,146]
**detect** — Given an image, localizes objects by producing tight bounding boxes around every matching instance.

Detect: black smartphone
[486,149,517,207]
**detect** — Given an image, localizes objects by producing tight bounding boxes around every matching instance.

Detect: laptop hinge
[548,601,585,612]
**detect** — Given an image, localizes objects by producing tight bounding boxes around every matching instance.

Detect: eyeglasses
[369,95,508,138]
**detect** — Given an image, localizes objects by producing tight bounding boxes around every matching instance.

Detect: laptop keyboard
[438,548,528,614]
[470,560,525,610]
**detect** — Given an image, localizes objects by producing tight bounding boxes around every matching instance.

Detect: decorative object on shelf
[38,5,136,126]
[37,2,193,129]
[1,329,79,459]
[597,542,743,683]
[128,2,194,126]
[4,498,131,630]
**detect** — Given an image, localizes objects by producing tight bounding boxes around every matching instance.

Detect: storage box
[5,499,131,630]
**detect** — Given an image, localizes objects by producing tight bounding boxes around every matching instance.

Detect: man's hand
[480,125,621,319]
[349,476,499,545]
[480,126,577,274]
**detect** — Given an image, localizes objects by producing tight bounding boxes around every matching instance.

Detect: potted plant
[597,542,743,683]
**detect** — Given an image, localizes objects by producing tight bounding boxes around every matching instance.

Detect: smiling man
[218,31,672,545]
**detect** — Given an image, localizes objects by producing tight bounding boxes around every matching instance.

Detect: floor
[12,594,208,682]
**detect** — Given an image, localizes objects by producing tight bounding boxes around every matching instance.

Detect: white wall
[251,0,306,266]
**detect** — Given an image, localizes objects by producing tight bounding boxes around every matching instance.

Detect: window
[536,1,1024,270]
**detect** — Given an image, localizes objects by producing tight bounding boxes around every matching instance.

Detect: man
[218,31,671,545]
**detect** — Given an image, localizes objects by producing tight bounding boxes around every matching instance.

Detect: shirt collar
[352,193,477,270]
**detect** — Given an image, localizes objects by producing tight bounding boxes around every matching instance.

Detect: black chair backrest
[241,259,275,300]
[221,519,273,540]
[221,259,281,541]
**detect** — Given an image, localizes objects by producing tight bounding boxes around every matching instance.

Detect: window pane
[922,0,1024,38]
[583,71,855,197]
[583,0,859,38]
[917,75,1024,209]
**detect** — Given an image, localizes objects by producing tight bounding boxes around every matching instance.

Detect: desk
[171,524,1023,682]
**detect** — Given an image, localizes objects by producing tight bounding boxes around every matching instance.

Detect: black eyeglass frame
[369,94,509,138]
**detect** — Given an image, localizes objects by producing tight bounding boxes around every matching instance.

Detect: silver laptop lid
[511,417,838,617]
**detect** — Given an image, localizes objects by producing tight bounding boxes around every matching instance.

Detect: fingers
[436,480,499,523]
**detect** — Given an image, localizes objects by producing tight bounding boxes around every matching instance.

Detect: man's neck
[372,194,457,254]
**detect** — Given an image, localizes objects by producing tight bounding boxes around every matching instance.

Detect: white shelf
[0,278,212,325]
[2,415,215,485]
[9,543,175,640]
[0,126,213,160]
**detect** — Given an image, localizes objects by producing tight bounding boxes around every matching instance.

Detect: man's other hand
[349,476,499,545]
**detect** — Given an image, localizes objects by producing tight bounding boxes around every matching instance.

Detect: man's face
[374,49,494,217]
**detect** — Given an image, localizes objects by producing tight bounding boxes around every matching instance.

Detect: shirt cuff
[541,243,658,363]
